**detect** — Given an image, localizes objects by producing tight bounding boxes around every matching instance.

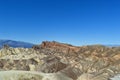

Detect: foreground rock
[0,71,73,80]
[111,74,120,80]
[77,73,109,80]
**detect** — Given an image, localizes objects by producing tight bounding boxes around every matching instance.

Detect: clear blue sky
[0,0,120,45]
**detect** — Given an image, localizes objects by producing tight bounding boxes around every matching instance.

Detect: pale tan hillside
[0,41,120,80]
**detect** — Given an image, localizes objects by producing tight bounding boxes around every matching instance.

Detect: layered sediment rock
[33,41,80,56]
[0,41,120,80]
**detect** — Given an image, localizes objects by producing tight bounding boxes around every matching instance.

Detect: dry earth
[0,41,120,80]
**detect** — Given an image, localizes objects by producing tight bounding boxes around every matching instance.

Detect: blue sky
[0,0,120,45]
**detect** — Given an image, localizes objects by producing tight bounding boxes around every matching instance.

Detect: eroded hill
[0,41,120,80]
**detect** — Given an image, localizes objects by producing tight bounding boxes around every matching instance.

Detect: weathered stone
[29,64,35,71]
[77,73,109,80]
[0,41,120,80]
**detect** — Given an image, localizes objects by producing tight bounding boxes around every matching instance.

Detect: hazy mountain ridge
[0,39,34,48]
[105,44,120,47]
[0,39,119,48]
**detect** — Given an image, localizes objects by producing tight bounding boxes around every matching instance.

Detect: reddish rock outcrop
[33,41,80,56]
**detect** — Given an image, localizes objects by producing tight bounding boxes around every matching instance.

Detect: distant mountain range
[0,40,34,48]
[86,44,120,47]
[0,39,120,49]
[104,44,120,47]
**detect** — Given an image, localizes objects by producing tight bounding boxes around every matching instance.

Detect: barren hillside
[0,41,120,80]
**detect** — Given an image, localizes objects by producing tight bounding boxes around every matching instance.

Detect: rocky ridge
[0,41,120,80]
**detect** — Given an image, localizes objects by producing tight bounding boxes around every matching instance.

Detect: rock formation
[0,41,120,80]
[33,41,80,56]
